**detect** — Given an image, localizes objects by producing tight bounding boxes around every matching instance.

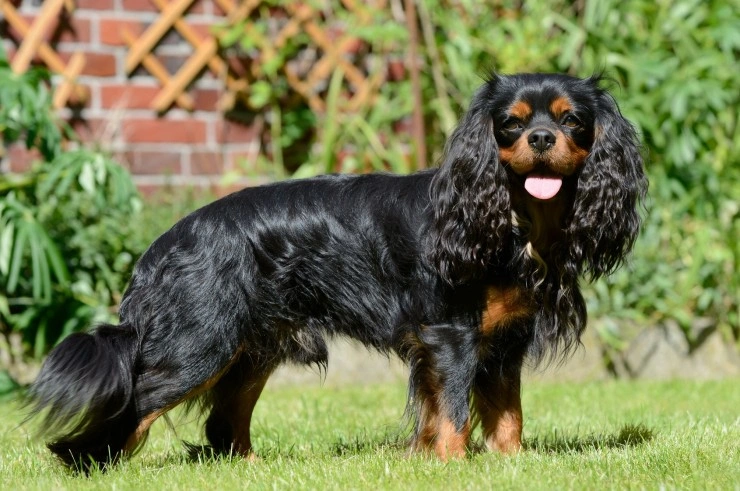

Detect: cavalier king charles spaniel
[28,73,647,470]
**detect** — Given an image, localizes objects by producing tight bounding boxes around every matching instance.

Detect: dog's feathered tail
[26,323,139,471]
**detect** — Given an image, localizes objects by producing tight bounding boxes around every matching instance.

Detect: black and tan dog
[28,73,646,470]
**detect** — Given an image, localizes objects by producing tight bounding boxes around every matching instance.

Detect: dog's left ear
[567,86,648,278]
[428,86,511,285]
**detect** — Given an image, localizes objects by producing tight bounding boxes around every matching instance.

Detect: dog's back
[29,170,442,470]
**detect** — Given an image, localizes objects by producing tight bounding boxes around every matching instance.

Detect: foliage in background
[0,45,144,390]
[217,0,414,181]
[0,1,736,385]
[547,0,739,362]
[220,0,738,364]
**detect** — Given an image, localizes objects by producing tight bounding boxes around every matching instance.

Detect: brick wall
[1,0,261,194]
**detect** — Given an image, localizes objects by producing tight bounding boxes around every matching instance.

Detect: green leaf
[248,81,273,109]
[79,161,96,194]
[6,222,28,294]
[0,221,14,276]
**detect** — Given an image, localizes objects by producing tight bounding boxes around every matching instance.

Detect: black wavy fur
[27,73,646,471]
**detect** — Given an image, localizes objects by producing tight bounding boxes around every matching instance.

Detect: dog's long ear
[428,87,510,285]
[567,84,647,278]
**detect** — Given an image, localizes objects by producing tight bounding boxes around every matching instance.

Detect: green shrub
[0,46,143,384]
[554,0,739,349]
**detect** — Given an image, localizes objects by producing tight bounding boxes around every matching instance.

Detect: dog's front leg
[473,343,527,454]
[409,323,478,460]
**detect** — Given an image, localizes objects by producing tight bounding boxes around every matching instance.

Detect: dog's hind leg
[203,359,272,458]
[123,353,244,456]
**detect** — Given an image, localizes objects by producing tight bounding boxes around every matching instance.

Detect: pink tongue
[524,175,563,200]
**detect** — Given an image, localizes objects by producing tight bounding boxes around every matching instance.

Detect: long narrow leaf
[6,223,28,294]
[0,220,14,276]
[38,229,69,286]
[33,222,53,302]
[29,231,43,299]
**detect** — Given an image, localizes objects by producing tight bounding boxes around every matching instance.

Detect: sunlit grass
[1,379,738,490]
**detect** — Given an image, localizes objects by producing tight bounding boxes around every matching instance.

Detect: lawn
[1,379,738,490]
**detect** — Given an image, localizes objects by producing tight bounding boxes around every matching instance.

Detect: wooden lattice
[123,0,385,114]
[279,1,385,113]
[1,0,87,109]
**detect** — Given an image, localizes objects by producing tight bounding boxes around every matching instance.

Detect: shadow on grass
[330,432,406,457]
[524,423,654,453]
[165,424,654,465]
[176,431,406,464]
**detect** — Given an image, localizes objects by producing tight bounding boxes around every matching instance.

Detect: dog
[28,73,646,471]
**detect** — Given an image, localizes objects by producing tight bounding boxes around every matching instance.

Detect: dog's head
[429,73,647,285]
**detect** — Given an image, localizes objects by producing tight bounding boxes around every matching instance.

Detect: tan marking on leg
[229,374,270,458]
[123,410,162,455]
[123,352,243,455]
[475,377,523,454]
[434,417,470,461]
[412,394,440,453]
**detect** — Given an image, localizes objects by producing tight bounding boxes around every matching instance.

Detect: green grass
[1,379,738,490]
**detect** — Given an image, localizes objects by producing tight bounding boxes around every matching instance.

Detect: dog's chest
[479,286,534,335]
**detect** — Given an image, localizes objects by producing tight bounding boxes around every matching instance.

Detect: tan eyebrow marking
[509,100,532,120]
[550,96,573,118]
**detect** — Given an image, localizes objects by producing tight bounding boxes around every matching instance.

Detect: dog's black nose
[528,129,556,153]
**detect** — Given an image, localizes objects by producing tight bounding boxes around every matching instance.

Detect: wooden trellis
[123,0,385,114]
[1,0,87,109]
[281,1,384,113]
[4,0,388,116]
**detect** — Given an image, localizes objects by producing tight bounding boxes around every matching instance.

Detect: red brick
[99,19,145,46]
[122,118,207,144]
[54,16,92,43]
[120,0,203,13]
[58,51,117,77]
[68,118,107,143]
[215,119,257,144]
[77,0,115,9]
[192,88,220,111]
[189,22,215,40]
[191,151,224,174]
[101,84,160,109]
[125,150,183,175]
[121,0,158,11]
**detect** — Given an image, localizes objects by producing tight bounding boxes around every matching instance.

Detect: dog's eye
[502,119,523,132]
[561,114,581,128]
